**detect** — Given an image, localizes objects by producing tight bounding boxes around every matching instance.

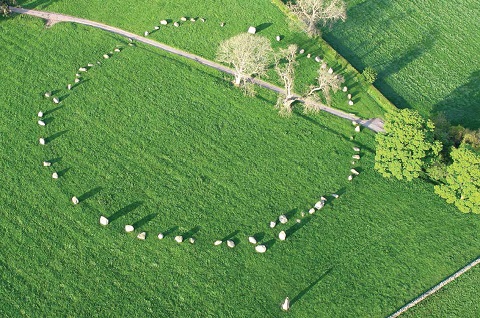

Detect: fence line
[388,256,480,317]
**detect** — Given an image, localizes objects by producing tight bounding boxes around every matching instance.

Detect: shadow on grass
[262,239,276,249]
[108,201,144,222]
[45,130,68,143]
[72,78,90,90]
[46,156,62,165]
[163,226,179,237]
[285,216,312,237]
[132,213,157,229]
[255,22,272,33]
[78,186,103,202]
[220,230,239,242]
[433,70,480,130]
[180,226,201,240]
[56,167,70,178]
[42,117,54,125]
[290,267,333,307]
[253,232,265,242]
[43,105,64,116]
[293,109,375,154]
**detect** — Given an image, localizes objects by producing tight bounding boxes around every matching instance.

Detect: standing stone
[43,161,51,167]
[255,245,267,253]
[39,138,46,145]
[281,297,290,311]
[279,231,286,241]
[214,240,222,246]
[180,17,187,21]
[299,49,305,54]
[226,240,235,248]
[174,235,183,243]
[125,225,134,232]
[71,196,79,205]
[99,216,109,226]
[53,97,59,104]
[160,20,168,25]
[44,91,51,98]
[52,172,59,179]
[247,26,256,34]
[157,233,164,239]
[248,236,257,244]
[103,54,110,59]
[137,232,146,240]
[174,22,180,27]
[276,35,281,41]
[38,111,44,117]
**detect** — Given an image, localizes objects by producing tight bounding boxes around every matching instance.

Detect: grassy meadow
[324,0,480,129]
[16,0,390,119]
[1,3,479,318]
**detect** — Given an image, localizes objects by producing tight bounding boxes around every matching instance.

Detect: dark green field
[1,1,479,317]
[324,0,480,129]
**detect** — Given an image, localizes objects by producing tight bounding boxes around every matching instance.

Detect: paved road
[10,6,384,133]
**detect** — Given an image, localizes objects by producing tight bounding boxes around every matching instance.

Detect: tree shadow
[290,267,333,307]
[132,213,157,229]
[180,226,201,240]
[255,22,273,33]
[45,130,68,143]
[108,201,144,222]
[285,216,312,237]
[43,105,64,116]
[294,110,375,154]
[78,186,103,202]
[433,70,480,129]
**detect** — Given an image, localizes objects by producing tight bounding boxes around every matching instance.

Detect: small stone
[67,84,72,90]
[332,193,339,199]
[52,172,58,179]
[79,67,87,72]
[279,215,288,224]
[200,18,205,22]
[220,22,225,27]
[128,43,135,47]
[38,120,45,126]
[71,196,79,205]
[74,78,80,83]
[343,86,348,92]
[279,231,286,241]
[53,97,59,104]
[353,147,360,152]
[157,233,164,239]
[174,235,183,243]
[43,161,51,167]
[355,125,360,132]
[315,56,321,62]
[307,53,311,58]
[247,26,256,34]
[248,236,257,244]
[296,219,301,223]
[226,240,235,248]
[160,20,168,25]
[174,22,179,27]
[214,240,222,246]
[321,62,327,69]
[44,92,51,98]
[137,232,146,240]
[103,54,109,59]
[189,237,195,244]
[299,49,305,54]
[125,225,134,232]
[281,297,290,311]
[255,245,267,253]
[276,35,281,41]
[154,26,160,30]
[351,168,360,175]
[87,63,94,67]
[144,31,149,36]
[309,208,315,214]
[301,211,305,217]
[353,154,360,160]
[190,18,196,22]
[39,138,46,145]
[348,175,353,181]
[38,111,44,117]
[352,161,356,165]
[314,201,324,209]
[114,48,121,52]
[180,17,187,22]
[348,93,352,99]
[99,216,109,226]
[349,100,354,106]
[269,221,276,228]
[328,67,334,74]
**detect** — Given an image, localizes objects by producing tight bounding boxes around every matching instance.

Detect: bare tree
[274,44,298,116]
[306,66,344,107]
[217,33,273,91]
[288,0,347,37]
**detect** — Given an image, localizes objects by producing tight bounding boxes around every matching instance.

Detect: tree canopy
[434,145,480,214]
[375,109,442,181]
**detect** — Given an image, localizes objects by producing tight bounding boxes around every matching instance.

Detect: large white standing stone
[160,20,168,25]
[279,215,288,224]
[39,138,46,145]
[255,245,267,253]
[247,26,256,34]
[279,231,286,241]
[38,111,44,117]
[53,97,59,104]
[71,196,79,205]
[99,216,109,226]
[52,172,58,179]
[226,240,235,248]
[174,235,183,243]
[248,236,257,244]
[137,232,146,240]
[281,297,290,311]
[125,225,134,232]
[157,233,164,239]
[43,161,51,167]
[38,120,45,126]
[214,240,222,246]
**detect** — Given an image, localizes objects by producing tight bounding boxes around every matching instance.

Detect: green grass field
[324,0,480,129]
[15,0,391,119]
[1,3,479,318]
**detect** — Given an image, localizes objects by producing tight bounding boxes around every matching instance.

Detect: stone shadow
[78,186,103,202]
[132,213,157,229]
[108,201,144,222]
[290,267,333,307]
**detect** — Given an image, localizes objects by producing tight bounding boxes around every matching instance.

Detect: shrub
[362,67,378,84]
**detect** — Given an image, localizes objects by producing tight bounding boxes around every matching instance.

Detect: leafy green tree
[434,145,480,214]
[362,67,377,84]
[375,109,442,181]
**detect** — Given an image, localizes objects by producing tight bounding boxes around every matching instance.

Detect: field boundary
[9,6,384,133]
[270,0,397,115]
[388,256,480,317]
